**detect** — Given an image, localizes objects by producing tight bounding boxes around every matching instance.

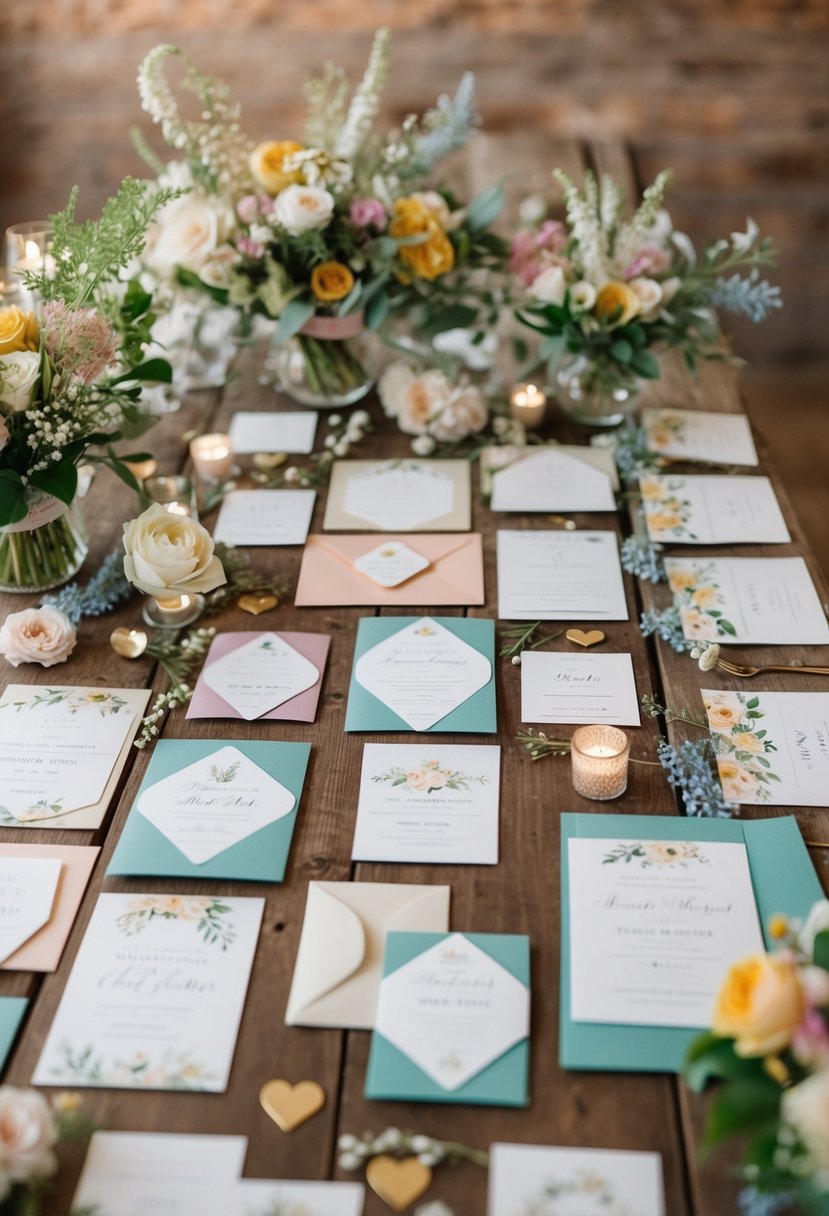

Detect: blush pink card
[186,631,330,723]
[0,844,99,972]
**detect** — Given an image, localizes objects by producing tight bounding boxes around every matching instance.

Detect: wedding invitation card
[228,410,317,454]
[640,473,789,544]
[213,489,316,546]
[108,740,311,882]
[0,844,98,971]
[352,743,501,865]
[365,930,531,1106]
[34,892,263,1091]
[703,689,829,806]
[666,556,829,645]
[486,445,618,512]
[295,533,484,607]
[0,685,150,829]
[71,1132,248,1216]
[345,616,496,733]
[235,1180,365,1216]
[324,459,471,531]
[520,652,640,726]
[188,631,329,722]
[643,408,759,466]
[497,531,629,621]
[285,881,450,1029]
[488,1144,666,1216]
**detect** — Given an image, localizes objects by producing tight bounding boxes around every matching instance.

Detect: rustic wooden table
[1,139,826,1216]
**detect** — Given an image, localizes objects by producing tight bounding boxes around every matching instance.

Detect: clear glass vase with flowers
[513,170,781,427]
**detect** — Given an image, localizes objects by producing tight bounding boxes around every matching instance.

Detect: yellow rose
[647,511,682,534]
[310,261,355,303]
[733,731,764,754]
[390,198,455,281]
[667,568,696,593]
[707,703,743,732]
[692,585,718,608]
[640,476,667,502]
[249,140,304,195]
[122,503,226,599]
[717,757,760,801]
[594,281,640,326]
[0,306,39,355]
[713,953,805,1056]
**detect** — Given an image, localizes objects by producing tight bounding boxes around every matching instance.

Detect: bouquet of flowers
[135,32,507,406]
[684,903,829,1215]
[0,179,172,591]
[513,170,780,424]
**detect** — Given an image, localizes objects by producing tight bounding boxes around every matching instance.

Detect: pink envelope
[186,630,330,722]
[294,533,485,607]
[1,844,99,972]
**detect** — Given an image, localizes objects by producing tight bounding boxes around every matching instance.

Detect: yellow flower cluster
[390,197,455,282]
[0,306,39,355]
[249,140,304,195]
[713,953,805,1057]
[310,261,355,303]
[594,281,640,326]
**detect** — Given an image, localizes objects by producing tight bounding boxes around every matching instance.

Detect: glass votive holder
[571,725,631,801]
[142,591,205,630]
[5,222,54,304]
[143,474,198,520]
[189,433,235,482]
[509,382,547,430]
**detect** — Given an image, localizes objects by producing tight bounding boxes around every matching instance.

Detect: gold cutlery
[717,658,829,679]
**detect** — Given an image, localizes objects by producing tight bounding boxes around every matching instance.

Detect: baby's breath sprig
[337,1127,488,1172]
[134,626,215,749]
[516,729,572,761]
[499,622,565,661]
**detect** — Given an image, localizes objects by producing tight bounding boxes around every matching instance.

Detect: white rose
[629,276,663,318]
[0,350,40,413]
[569,280,597,311]
[783,1071,829,1171]
[0,1087,58,1199]
[529,264,567,305]
[378,362,415,419]
[430,384,489,442]
[199,245,241,289]
[0,606,77,669]
[147,196,229,274]
[274,185,335,236]
[122,503,226,598]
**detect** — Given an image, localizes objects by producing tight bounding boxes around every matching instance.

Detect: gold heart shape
[366,1156,433,1213]
[566,628,606,649]
[238,593,278,616]
[253,451,288,471]
[110,627,148,659]
[259,1079,325,1133]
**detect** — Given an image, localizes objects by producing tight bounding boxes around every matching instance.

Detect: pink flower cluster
[235,194,274,225]
[509,220,568,288]
[623,243,672,280]
[41,300,118,385]
[349,198,387,231]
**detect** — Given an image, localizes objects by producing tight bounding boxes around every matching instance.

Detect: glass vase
[0,495,88,593]
[272,312,375,408]
[555,353,644,427]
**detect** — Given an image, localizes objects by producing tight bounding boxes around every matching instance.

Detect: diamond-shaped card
[353,542,431,588]
[197,633,321,721]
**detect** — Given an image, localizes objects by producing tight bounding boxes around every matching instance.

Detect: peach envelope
[294,533,485,607]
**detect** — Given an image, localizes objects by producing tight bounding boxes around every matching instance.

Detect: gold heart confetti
[365,1156,433,1212]
[565,628,606,649]
[259,1079,325,1133]
[110,627,148,659]
[253,452,288,471]
[238,593,278,616]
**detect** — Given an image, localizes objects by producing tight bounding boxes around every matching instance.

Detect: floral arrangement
[0,180,173,591]
[378,361,491,453]
[372,757,490,793]
[0,1088,93,1214]
[685,903,829,1213]
[514,170,780,417]
[135,34,506,405]
[703,691,780,805]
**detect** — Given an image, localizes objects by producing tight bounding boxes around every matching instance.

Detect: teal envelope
[108,740,311,883]
[560,813,823,1073]
[0,997,27,1074]
[365,931,530,1106]
[344,616,497,733]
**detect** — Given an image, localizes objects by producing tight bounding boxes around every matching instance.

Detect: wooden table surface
[2,138,827,1216]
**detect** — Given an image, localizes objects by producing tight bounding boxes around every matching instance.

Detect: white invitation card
[488,1143,665,1216]
[0,856,62,964]
[213,489,316,546]
[228,411,317,454]
[497,530,629,621]
[352,743,501,865]
[325,459,471,532]
[489,446,617,512]
[643,408,758,466]
[568,837,764,1028]
[666,556,829,645]
[640,473,789,544]
[235,1180,365,1216]
[34,892,263,1091]
[201,632,320,720]
[521,652,640,726]
[703,689,829,806]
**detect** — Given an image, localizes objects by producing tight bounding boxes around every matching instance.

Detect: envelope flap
[290,884,367,1010]
[308,534,475,566]
[386,885,452,933]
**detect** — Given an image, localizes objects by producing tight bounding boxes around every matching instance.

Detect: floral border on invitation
[641,475,697,541]
[704,691,780,804]
[602,840,710,869]
[371,757,491,794]
[667,560,736,640]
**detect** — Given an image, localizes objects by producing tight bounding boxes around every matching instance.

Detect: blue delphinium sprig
[41,549,132,625]
[738,1187,793,1216]
[411,73,478,174]
[621,536,666,583]
[707,270,783,324]
[657,739,736,819]
[640,605,696,653]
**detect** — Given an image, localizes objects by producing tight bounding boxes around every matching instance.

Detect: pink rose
[0,606,77,668]
[0,1087,58,1200]
[534,219,567,252]
[237,236,265,259]
[349,198,387,231]
[623,244,672,280]
[235,194,261,225]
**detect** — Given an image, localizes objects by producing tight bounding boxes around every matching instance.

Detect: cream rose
[783,1071,829,1170]
[378,362,415,419]
[430,384,489,442]
[703,693,744,733]
[529,264,567,305]
[0,1087,58,1200]
[645,841,691,865]
[147,196,228,275]
[713,952,805,1057]
[629,276,663,317]
[0,351,41,413]
[122,503,226,598]
[717,757,760,802]
[0,606,77,668]
[274,185,335,236]
[394,371,446,436]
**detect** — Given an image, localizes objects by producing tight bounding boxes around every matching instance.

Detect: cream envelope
[0,844,99,971]
[285,881,451,1029]
[294,534,484,607]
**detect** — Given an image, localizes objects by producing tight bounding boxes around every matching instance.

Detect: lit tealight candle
[509,382,547,430]
[144,474,198,521]
[571,725,631,801]
[144,592,204,629]
[190,433,234,482]
[165,502,191,517]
